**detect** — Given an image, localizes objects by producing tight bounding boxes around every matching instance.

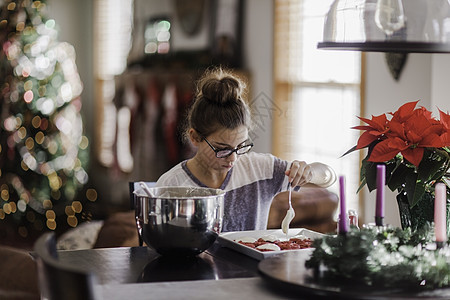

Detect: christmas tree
[0,0,91,239]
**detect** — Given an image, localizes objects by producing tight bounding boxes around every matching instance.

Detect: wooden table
[56,241,309,299]
[57,242,260,285]
[57,239,450,299]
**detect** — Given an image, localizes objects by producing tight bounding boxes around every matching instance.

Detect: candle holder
[362,223,391,233]
[435,241,447,250]
[375,216,384,227]
[424,240,448,250]
[436,241,446,249]
[338,231,347,236]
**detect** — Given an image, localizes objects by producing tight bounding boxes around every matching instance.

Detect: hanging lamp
[318,0,450,53]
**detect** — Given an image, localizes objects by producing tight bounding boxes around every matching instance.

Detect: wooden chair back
[34,232,100,300]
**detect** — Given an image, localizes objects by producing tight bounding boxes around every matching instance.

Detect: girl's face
[196,126,250,173]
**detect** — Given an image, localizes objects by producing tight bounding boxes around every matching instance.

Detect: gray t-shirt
[155,152,290,232]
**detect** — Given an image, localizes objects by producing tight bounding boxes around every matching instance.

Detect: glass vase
[396,190,450,236]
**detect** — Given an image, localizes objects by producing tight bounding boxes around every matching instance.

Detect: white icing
[277,236,289,242]
[256,243,281,251]
[281,208,295,234]
[293,234,308,240]
[261,234,279,242]
[235,236,257,243]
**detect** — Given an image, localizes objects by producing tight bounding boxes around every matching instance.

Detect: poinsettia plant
[345,101,450,209]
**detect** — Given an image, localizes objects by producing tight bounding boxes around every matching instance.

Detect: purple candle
[435,183,447,243]
[375,165,385,226]
[339,175,348,233]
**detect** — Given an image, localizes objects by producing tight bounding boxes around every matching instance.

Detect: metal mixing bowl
[134,186,225,256]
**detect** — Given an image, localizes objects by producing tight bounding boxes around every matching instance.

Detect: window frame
[272,0,366,223]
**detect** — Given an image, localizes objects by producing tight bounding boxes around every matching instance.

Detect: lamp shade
[318,0,450,53]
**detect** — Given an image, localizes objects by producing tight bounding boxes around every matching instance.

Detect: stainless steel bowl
[134,186,225,256]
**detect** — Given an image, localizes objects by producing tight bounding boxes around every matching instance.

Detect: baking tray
[218,228,325,261]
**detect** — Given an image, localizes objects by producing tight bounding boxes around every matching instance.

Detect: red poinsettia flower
[440,109,450,129]
[353,114,389,150]
[439,109,450,145]
[354,101,447,167]
[372,108,443,166]
[346,101,450,225]
[389,100,420,123]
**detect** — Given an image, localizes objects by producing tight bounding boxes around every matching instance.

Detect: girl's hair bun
[201,77,242,106]
[184,67,251,140]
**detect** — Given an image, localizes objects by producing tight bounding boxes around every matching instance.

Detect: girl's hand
[285,160,313,187]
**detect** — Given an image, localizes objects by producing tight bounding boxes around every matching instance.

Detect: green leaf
[411,182,426,208]
[363,160,379,192]
[413,186,427,207]
[417,149,450,183]
[357,178,367,193]
[404,174,426,208]
[341,145,358,157]
[388,163,413,191]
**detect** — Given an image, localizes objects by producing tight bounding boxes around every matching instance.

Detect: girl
[156,67,336,232]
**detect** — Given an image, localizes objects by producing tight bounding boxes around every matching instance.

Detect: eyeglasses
[203,137,254,158]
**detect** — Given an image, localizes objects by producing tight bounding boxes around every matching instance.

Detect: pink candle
[435,183,447,243]
[339,175,348,233]
[375,165,385,226]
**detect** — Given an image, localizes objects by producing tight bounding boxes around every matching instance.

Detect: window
[274,0,363,218]
[93,0,133,168]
